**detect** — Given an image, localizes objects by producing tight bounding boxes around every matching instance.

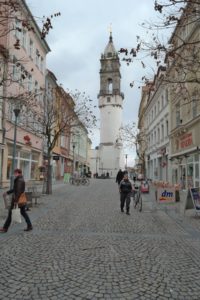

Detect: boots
[0,227,7,233]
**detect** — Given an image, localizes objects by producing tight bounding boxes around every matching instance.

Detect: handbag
[18,192,27,207]
[12,206,22,223]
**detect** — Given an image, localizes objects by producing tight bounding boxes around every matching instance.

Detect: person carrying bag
[0,169,33,233]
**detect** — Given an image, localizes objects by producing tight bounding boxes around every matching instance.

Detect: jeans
[3,200,32,230]
[120,192,131,212]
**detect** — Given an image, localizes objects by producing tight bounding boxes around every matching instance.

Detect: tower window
[107,97,111,103]
[107,78,113,94]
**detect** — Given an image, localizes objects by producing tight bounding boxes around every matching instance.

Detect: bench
[27,186,41,205]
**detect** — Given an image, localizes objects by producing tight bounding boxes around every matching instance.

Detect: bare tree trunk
[44,151,52,194]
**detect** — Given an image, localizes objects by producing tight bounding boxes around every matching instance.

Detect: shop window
[187,164,193,187]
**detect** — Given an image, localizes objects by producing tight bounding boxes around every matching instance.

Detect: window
[161,95,164,108]
[15,18,21,40]
[107,78,113,94]
[61,135,65,147]
[165,89,168,104]
[40,56,44,73]
[12,57,19,80]
[157,128,160,143]
[22,29,27,49]
[35,49,40,67]
[29,39,33,58]
[192,96,198,118]
[161,124,164,140]
[176,103,181,126]
[107,97,111,103]
[28,74,32,91]
[166,120,169,136]
[158,101,160,112]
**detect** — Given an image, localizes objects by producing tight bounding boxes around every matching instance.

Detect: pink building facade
[0,0,50,186]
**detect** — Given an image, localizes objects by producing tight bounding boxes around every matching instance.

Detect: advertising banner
[190,188,200,212]
[157,188,176,203]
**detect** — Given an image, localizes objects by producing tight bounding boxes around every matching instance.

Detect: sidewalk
[0,179,67,222]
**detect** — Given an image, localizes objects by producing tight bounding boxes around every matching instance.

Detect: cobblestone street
[0,179,200,300]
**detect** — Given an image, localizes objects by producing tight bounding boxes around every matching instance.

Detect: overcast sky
[27,0,161,166]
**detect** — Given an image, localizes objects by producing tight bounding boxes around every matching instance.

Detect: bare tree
[23,86,97,194]
[119,0,200,92]
[120,122,147,175]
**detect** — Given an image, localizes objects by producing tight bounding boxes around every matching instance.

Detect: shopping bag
[18,193,27,207]
[12,206,22,223]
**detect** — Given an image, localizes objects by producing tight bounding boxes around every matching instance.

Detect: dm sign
[157,188,176,203]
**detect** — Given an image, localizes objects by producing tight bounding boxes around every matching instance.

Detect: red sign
[180,133,193,149]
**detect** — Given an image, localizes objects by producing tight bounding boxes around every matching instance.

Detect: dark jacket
[116,170,124,184]
[119,179,132,194]
[7,175,25,203]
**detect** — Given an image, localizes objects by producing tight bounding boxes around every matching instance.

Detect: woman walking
[0,169,33,233]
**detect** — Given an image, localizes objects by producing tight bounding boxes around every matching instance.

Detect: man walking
[116,169,124,185]
[0,169,33,233]
[119,173,132,215]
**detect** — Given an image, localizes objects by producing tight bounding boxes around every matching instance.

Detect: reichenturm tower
[98,32,124,177]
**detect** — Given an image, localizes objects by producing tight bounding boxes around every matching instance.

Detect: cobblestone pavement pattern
[0,179,200,300]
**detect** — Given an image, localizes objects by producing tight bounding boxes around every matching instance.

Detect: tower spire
[108,23,112,42]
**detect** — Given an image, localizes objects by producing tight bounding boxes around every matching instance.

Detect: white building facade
[144,68,170,182]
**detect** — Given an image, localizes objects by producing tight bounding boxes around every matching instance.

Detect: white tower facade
[98,33,124,177]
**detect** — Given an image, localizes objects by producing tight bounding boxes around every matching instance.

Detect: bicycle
[69,176,80,185]
[69,175,90,186]
[132,185,142,212]
[80,175,90,186]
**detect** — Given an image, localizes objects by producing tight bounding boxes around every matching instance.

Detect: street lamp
[96,156,98,174]
[10,108,20,188]
[72,143,75,175]
[125,154,128,170]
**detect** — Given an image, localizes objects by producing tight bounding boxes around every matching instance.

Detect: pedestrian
[119,173,132,215]
[116,169,124,185]
[0,168,33,233]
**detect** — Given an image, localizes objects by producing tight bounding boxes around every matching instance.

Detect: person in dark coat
[116,169,124,185]
[0,169,33,233]
[119,173,132,215]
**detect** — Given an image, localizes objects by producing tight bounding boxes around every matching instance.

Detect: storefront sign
[53,155,60,160]
[180,133,193,149]
[157,188,176,203]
